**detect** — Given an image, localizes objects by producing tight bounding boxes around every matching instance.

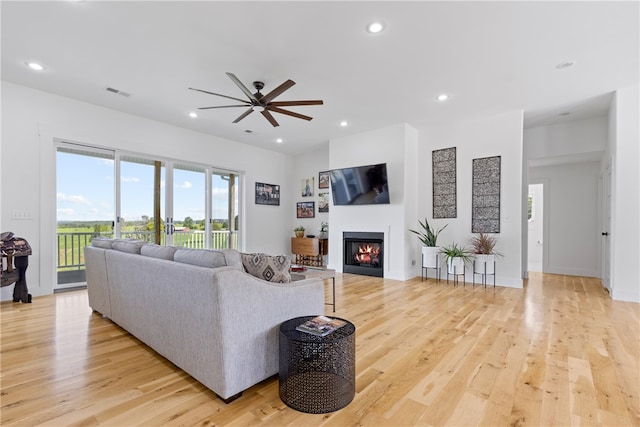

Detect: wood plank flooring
[1,273,638,426]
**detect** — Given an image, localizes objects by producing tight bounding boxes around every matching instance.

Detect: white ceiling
[2,1,638,155]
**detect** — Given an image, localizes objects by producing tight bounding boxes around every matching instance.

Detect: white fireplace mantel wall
[327,123,418,280]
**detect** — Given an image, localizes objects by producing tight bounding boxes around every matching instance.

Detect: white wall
[607,85,640,302]
[416,110,525,288]
[327,123,418,280]
[529,162,600,277]
[1,82,296,300]
[291,148,330,241]
[524,116,607,160]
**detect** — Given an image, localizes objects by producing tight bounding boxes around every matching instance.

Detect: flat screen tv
[330,163,390,205]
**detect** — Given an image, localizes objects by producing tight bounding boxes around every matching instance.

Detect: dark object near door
[1,232,32,303]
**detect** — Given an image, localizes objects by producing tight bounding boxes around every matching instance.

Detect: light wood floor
[1,273,638,426]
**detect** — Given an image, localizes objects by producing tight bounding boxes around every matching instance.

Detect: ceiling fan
[189,72,323,127]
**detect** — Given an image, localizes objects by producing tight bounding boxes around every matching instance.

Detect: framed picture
[255,182,280,206]
[318,192,329,213]
[318,171,330,189]
[296,201,315,218]
[301,177,315,197]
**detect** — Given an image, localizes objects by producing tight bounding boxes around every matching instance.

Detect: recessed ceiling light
[275,138,284,144]
[436,94,449,101]
[555,61,574,69]
[366,22,384,34]
[339,120,349,127]
[188,112,198,118]
[25,62,45,71]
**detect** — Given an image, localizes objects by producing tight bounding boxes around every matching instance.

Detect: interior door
[602,164,611,292]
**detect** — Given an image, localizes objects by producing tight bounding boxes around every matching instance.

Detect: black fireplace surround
[343,232,384,278]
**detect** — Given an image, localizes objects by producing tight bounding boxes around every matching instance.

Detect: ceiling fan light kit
[189,72,323,127]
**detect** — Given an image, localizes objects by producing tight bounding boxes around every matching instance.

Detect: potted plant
[294,226,305,238]
[409,218,448,268]
[440,242,472,275]
[469,232,503,275]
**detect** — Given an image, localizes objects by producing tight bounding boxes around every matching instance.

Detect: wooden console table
[291,237,328,267]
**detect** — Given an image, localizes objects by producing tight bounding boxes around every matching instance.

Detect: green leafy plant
[439,242,473,264]
[294,226,305,232]
[469,233,503,258]
[409,218,448,247]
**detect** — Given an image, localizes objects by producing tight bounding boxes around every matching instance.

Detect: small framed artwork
[301,177,315,197]
[318,192,329,213]
[255,182,280,206]
[318,171,330,189]
[296,202,315,218]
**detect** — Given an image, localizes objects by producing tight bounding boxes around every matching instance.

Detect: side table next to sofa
[279,316,356,414]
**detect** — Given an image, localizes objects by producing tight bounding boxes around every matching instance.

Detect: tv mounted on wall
[330,163,390,206]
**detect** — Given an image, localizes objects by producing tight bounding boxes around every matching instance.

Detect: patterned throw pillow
[241,253,291,283]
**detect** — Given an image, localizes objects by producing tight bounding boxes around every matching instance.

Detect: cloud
[121,176,140,183]
[176,180,192,189]
[57,208,75,216]
[57,192,91,205]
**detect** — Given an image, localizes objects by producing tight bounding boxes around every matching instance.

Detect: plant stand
[421,253,441,282]
[473,259,496,287]
[446,262,465,286]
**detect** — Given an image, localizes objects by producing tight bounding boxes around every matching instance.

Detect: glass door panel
[172,164,206,248]
[56,144,114,287]
[211,172,240,249]
[119,156,165,244]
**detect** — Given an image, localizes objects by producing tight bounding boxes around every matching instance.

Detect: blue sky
[56,151,235,223]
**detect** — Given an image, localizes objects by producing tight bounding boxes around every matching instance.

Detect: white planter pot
[447,257,465,275]
[421,246,441,268]
[474,254,495,274]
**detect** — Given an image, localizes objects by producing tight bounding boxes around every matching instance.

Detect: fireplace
[343,232,384,277]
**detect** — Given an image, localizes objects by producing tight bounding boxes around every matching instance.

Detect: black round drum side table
[279,316,356,413]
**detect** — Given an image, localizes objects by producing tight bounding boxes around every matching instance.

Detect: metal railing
[57,230,238,271]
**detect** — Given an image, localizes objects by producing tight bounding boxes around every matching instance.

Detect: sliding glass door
[56,144,242,287]
[56,144,115,287]
[172,164,206,248]
[119,156,166,244]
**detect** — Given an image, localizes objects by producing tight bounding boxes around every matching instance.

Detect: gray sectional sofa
[84,238,325,402]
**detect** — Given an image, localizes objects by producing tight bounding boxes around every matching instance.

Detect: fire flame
[354,243,380,264]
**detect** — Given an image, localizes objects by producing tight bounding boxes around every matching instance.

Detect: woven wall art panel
[432,147,457,218]
[472,156,501,233]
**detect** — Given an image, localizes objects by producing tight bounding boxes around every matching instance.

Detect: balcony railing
[57,230,238,276]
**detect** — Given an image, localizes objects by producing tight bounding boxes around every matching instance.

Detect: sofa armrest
[211,268,325,396]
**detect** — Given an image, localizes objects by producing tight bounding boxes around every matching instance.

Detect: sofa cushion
[91,237,114,249]
[112,240,147,254]
[241,253,291,283]
[141,244,177,261]
[221,249,243,269]
[174,248,226,268]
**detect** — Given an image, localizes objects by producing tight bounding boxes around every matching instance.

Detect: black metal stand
[446,263,465,286]
[472,260,496,288]
[421,253,441,282]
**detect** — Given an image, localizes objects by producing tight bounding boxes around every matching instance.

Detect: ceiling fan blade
[232,108,254,123]
[198,105,251,110]
[260,79,295,104]
[267,106,313,121]
[188,87,250,104]
[261,110,280,127]
[226,72,259,103]
[269,100,324,107]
